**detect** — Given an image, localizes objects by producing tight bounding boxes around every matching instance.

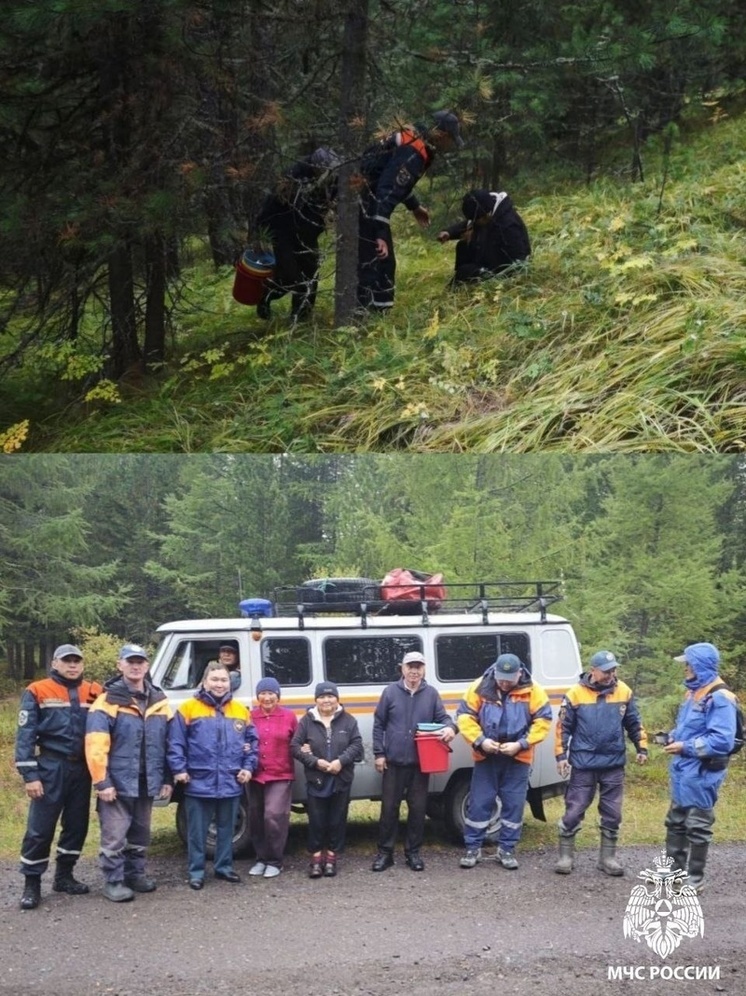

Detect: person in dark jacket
[554,650,648,877]
[663,642,739,892]
[437,188,531,284]
[357,110,464,313]
[167,662,258,890]
[291,681,364,878]
[15,644,103,910]
[456,653,552,871]
[251,146,339,322]
[85,644,173,903]
[371,651,456,872]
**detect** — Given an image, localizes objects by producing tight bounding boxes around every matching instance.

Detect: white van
[148,579,581,853]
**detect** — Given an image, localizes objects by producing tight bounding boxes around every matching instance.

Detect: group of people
[249,110,531,322]
[14,637,739,910]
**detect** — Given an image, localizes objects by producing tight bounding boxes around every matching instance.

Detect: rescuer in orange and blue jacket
[356,110,464,313]
[456,653,551,871]
[554,649,648,877]
[167,661,259,889]
[85,644,173,903]
[15,643,103,910]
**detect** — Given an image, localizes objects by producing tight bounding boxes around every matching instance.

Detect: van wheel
[175,795,254,859]
[444,776,500,844]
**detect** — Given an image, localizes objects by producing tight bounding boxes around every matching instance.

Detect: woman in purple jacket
[247,677,298,879]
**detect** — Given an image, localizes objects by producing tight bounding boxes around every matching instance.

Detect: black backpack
[700,681,744,770]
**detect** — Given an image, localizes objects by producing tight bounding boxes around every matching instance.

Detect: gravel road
[1,837,744,996]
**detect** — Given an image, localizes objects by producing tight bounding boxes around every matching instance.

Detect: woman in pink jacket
[247,677,298,878]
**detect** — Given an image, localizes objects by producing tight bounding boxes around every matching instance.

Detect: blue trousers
[19,756,92,877]
[464,756,531,851]
[185,794,239,879]
[560,766,625,834]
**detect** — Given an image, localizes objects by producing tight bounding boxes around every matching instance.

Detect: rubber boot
[597,831,624,876]
[20,876,41,910]
[687,843,709,892]
[665,830,689,875]
[555,834,576,875]
[53,861,90,895]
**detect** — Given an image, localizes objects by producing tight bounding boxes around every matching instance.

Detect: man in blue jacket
[371,651,456,872]
[663,642,739,892]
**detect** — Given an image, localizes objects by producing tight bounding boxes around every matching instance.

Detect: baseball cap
[119,644,149,661]
[219,644,237,652]
[492,653,522,678]
[432,110,465,149]
[402,651,427,666]
[590,650,618,672]
[53,644,83,660]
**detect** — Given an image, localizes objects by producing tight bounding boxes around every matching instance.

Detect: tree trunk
[143,231,167,369]
[23,641,36,681]
[334,0,369,328]
[107,243,141,378]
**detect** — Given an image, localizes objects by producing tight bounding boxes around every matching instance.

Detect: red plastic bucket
[232,249,275,305]
[415,732,452,774]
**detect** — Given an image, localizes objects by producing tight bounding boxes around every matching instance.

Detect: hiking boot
[20,876,41,910]
[53,867,90,895]
[124,874,157,893]
[103,881,135,903]
[309,856,324,879]
[371,851,394,872]
[497,847,519,870]
[323,856,337,878]
[405,851,424,872]
[460,848,482,869]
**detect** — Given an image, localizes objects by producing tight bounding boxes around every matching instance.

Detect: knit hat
[256,677,281,697]
[314,681,339,699]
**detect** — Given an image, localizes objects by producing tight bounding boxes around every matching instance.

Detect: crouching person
[168,662,258,889]
[85,645,173,903]
[437,189,530,284]
[457,654,551,870]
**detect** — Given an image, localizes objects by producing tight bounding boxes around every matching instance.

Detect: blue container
[239,597,275,618]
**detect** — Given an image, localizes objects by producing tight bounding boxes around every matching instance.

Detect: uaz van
[148,579,581,853]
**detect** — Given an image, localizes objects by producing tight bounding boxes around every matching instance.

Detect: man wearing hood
[15,644,103,910]
[85,644,173,902]
[457,653,551,870]
[554,650,648,876]
[663,642,739,892]
[437,188,531,284]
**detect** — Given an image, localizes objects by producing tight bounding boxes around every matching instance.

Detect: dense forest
[1,454,744,696]
[1,0,745,385]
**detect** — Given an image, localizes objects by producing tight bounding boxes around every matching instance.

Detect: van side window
[261,637,311,686]
[324,636,423,684]
[161,640,239,690]
[435,633,531,681]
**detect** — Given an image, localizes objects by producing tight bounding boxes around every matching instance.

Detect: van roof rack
[268,579,564,626]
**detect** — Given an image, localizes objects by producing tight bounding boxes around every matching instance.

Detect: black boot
[687,843,709,892]
[53,862,90,895]
[665,830,689,875]
[20,876,41,910]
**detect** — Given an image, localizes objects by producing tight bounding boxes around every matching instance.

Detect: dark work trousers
[377,763,429,856]
[305,790,352,854]
[185,794,239,880]
[19,755,92,877]
[453,239,486,283]
[97,795,154,883]
[560,766,626,834]
[247,779,293,868]
[357,209,396,311]
[463,755,531,851]
[664,804,716,845]
[261,237,320,318]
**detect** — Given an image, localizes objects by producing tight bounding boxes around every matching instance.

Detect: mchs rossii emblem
[623,852,704,959]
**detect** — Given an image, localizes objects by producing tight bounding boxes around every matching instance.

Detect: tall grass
[2,108,745,452]
[1,697,743,860]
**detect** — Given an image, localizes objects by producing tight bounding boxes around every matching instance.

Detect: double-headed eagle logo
[623,853,704,959]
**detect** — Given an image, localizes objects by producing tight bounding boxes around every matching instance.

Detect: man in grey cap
[356,110,464,314]
[371,650,456,872]
[15,644,103,909]
[554,649,648,876]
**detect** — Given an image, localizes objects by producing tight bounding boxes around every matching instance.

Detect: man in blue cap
[663,642,739,892]
[456,653,551,870]
[554,649,648,876]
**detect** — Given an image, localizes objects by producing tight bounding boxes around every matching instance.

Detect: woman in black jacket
[291,682,364,878]
[437,188,531,284]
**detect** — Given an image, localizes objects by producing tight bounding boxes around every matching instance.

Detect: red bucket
[232,249,275,305]
[415,732,452,774]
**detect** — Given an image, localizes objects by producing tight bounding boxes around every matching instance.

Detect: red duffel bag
[381,568,446,610]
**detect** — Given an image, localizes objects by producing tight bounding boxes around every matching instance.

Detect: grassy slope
[8,110,746,453]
